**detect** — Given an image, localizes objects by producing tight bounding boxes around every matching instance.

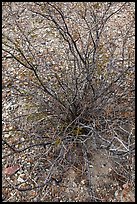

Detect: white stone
[17,176,25,183]
[4,133,10,138]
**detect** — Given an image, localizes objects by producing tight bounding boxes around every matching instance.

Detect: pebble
[81,180,86,185]
[4,133,10,138]
[20,137,25,142]
[17,176,25,183]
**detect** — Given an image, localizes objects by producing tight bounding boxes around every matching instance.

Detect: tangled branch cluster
[2,2,135,201]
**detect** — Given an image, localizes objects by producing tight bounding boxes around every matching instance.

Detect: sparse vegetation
[2,2,135,202]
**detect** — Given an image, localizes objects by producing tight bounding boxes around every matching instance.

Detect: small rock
[17,176,25,183]
[4,133,10,138]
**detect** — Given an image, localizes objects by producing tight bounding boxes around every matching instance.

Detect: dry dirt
[2,2,135,202]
